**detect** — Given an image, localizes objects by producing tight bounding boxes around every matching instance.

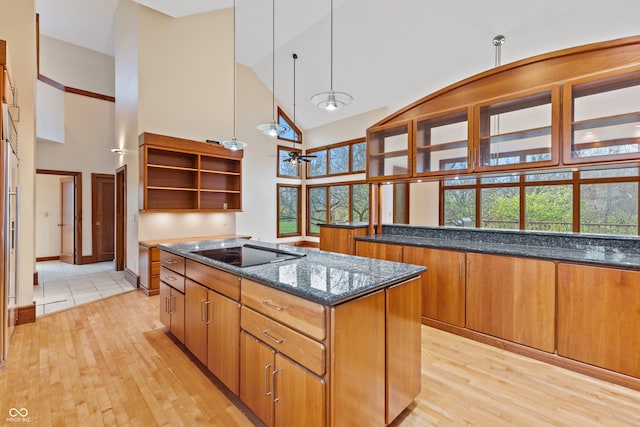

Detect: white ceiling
[35,0,640,130]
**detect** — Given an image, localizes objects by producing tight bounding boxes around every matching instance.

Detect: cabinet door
[207,290,240,395]
[170,289,185,344]
[319,227,353,254]
[355,241,403,261]
[385,277,422,424]
[367,120,413,181]
[159,282,171,329]
[240,332,275,427]
[403,246,465,326]
[557,264,640,378]
[185,279,208,364]
[465,253,556,352]
[274,353,325,427]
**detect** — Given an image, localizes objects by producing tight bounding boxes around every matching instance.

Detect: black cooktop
[191,244,305,267]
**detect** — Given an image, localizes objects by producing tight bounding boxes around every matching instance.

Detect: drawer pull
[262,299,287,311]
[165,275,177,282]
[264,363,272,396]
[272,368,281,403]
[262,330,285,344]
[165,259,177,265]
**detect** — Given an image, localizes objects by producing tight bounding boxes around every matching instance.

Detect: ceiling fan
[284,150,316,164]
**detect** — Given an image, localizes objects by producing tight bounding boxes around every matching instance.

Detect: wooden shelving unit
[139,133,243,212]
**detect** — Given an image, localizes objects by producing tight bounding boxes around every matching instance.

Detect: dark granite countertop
[318,222,369,229]
[356,229,640,269]
[158,239,425,306]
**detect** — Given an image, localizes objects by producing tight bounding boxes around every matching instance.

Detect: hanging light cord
[329,0,334,92]
[271,0,276,122]
[293,53,297,124]
[232,0,238,139]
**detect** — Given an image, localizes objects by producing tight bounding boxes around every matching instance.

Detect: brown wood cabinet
[138,244,160,296]
[355,240,403,261]
[557,263,640,378]
[318,225,367,255]
[403,246,465,327]
[139,132,243,212]
[465,253,556,353]
[159,281,185,343]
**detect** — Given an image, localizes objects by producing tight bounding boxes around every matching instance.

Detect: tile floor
[34,260,137,316]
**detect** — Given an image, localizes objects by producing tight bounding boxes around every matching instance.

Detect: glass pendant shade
[311,90,352,111]
[256,120,288,137]
[219,138,248,151]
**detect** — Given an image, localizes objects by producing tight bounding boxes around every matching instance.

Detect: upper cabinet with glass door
[414,107,472,177]
[367,120,413,180]
[475,87,560,172]
[563,67,640,164]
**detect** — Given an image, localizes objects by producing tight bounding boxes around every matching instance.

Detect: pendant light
[311,0,352,112]
[256,0,288,137]
[219,0,248,151]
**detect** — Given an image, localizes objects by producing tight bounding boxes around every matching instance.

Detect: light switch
[44,211,49,217]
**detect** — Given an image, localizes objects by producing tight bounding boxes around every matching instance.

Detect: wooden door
[274,353,325,427]
[60,177,75,264]
[319,227,353,254]
[115,166,126,271]
[207,290,240,395]
[557,264,640,377]
[465,253,556,352]
[240,331,275,427]
[404,246,465,326]
[92,174,115,262]
[184,279,208,364]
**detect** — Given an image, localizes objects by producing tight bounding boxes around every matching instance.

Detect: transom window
[307,138,366,178]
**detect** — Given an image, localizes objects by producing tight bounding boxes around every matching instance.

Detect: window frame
[277,106,302,144]
[277,183,302,238]
[306,180,369,236]
[439,169,639,235]
[277,145,303,178]
[306,138,367,178]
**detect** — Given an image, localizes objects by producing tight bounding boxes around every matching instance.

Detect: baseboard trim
[124,268,138,288]
[422,317,640,392]
[36,256,60,262]
[16,302,36,325]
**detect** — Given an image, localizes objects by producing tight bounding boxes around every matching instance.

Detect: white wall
[35,174,63,258]
[0,0,37,307]
[410,181,439,226]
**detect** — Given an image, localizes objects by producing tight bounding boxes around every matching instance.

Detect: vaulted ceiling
[36,0,640,130]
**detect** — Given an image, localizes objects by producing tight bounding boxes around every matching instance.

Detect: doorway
[91,173,115,263]
[36,170,82,264]
[115,166,126,271]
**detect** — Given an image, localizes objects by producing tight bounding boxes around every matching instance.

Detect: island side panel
[330,290,386,427]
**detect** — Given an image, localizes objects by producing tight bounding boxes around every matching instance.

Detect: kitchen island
[157,239,426,427]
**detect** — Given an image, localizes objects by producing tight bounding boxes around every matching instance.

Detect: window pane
[525,185,572,232]
[309,150,327,177]
[580,167,639,179]
[444,177,477,186]
[329,146,350,175]
[278,149,300,177]
[481,187,520,229]
[308,187,327,234]
[481,175,520,184]
[580,182,638,235]
[525,171,573,182]
[352,142,366,172]
[278,186,299,235]
[444,189,476,226]
[329,185,349,223]
[351,184,369,222]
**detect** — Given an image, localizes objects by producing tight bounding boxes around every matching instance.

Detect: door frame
[115,165,126,271]
[91,173,115,263]
[36,169,83,264]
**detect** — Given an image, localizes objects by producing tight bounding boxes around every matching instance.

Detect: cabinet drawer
[160,266,185,293]
[241,306,325,377]
[186,259,240,300]
[160,251,185,275]
[241,279,326,341]
[151,260,160,277]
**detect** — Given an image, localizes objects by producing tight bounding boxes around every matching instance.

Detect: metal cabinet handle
[459,258,463,279]
[165,259,177,265]
[262,299,287,311]
[165,275,177,282]
[272,368,281,403]
[204,300,212,324]
[200,299,207,322]
[467,259,471,278]
[262,330,285,344]
[165,296,170,314]
[264,363,272,397]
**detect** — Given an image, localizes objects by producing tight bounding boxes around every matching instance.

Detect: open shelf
[139,132,243,211]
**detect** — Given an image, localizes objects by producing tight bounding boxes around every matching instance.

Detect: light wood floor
[1,291,639,426]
